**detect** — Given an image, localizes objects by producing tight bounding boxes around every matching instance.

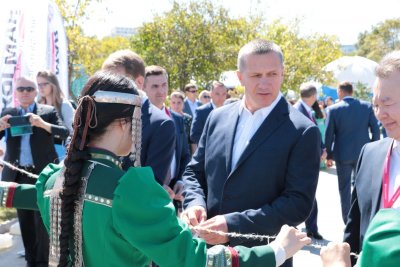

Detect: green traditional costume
[356,209,400,267]
[0,149,278,267]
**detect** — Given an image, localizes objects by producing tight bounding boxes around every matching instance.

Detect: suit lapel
[229,98,289,175]
[225,103,240,174]
[371,139,392,215]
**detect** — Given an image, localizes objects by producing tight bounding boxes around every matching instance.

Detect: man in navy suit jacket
[190,81,227,150]
[325,82,380,224]
[182,39,320,267]
[293,82,326,240]
[183,83,202,119]
[344,51,400,264]
[143,65,191,201]
[102,50,175,185]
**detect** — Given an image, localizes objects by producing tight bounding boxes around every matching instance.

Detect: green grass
[0,207,17,223]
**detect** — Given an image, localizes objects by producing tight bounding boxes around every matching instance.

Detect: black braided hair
[58,71,138,266]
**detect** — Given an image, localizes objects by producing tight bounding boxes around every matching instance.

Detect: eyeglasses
[203,96,211,99]
[188,90,197,93]
[16,86,35,93]
[38,82,49,88]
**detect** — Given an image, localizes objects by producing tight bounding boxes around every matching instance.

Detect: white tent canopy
[324,56,378,90]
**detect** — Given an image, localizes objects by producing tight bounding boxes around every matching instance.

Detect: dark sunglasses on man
[16,86,35,93]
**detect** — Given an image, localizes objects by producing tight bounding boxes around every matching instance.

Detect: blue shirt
[19,103,35,167]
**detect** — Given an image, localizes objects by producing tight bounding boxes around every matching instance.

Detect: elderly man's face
[15,79,37,108]
[237,52,284,113]
[373,70,400,140]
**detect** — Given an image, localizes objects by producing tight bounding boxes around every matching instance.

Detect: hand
[321,149,327,161]
[326,159,334,168]
[173,181,184,202]
[195,215,229,245]
[180,205,207,227]
[0,115,11,131]
[162,184,175,200]
[320,242,351,267]
[275,225,311,259]
[28,113,45,128]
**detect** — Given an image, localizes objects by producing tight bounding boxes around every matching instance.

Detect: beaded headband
[75,90,142,167]
[92,90,142,167]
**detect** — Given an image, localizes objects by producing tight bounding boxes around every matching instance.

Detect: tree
[131,0,264,90]
[357,18,400,62]
[263,20,342,94]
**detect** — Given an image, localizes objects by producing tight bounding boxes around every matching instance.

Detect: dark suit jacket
[183,97,321,247]
[122,99,175,185]
[293,101,325,152]
[183,98,201,118]
[0,103,69,182]
[190,102,214,144]
[169,110,191,187]
[325,97,380,162]
[343,138,391,257]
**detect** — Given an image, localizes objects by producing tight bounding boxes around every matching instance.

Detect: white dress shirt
[231,93,283,170]
[380,140,400,210]
[299,99,313,120]
[186,98,198,120]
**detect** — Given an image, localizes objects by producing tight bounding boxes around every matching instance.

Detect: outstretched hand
[275,225,311,259]
[320,242,351,267]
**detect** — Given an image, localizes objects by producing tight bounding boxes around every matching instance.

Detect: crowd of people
[0,39,399,267]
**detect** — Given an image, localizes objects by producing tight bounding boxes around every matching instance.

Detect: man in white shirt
[181,39,321,267]
[183,83,202,119]
[344,50,400,264]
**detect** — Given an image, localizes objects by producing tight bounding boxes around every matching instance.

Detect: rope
[0,159,39,179]
[193,227,359,258]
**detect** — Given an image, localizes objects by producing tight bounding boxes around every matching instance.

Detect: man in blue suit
[293,82,326,240]
[325,82,380,224]
[190,81,227,150]
[183,83,202,119]
[344,51,400,264]
[102,50,175,185]
[182,39,321,267]
[143,65,191,201]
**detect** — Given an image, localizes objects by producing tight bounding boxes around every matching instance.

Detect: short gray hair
[237,39,284,71]
[376,50,400,78]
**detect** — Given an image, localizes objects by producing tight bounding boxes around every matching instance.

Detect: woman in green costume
[0,71,310,267]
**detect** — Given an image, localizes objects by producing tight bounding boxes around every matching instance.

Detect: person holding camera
[0,76,69,267]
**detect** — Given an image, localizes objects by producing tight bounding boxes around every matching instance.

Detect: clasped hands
[181,206,229,244]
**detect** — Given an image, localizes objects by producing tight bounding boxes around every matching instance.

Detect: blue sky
[83,0,400,44]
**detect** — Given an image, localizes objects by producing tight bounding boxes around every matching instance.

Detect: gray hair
[376,50,400,78]
[237,39,284,71]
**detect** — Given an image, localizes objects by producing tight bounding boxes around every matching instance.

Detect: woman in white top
[36,70,75,159]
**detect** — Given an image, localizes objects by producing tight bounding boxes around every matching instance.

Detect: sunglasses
[188,90,197,93]
[202,96,211,99]
[16,86,35,93]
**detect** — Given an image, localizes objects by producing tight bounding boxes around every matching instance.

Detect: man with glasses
[183,83,202,120]
[0,76,69,267]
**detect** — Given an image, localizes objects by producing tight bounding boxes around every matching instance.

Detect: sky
[83,0,400,45]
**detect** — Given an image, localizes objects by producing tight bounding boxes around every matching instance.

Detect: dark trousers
[305,199,319,233]
[336,160,357,224]
[16,172,49,267]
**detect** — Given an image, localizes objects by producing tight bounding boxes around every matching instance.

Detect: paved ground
[0,167,343,267]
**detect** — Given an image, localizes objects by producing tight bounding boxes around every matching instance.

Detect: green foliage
[263,20,342,94]
[356,18,400,62]
[55,0,133,98]
[131,0,264,90]
[353,82,372,101]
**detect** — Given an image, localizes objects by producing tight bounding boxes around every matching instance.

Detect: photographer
[0,76,69,267]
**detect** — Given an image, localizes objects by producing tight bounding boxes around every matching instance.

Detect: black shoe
[307,231,323,240]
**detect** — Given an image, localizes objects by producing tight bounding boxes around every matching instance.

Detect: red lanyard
[382,139,400,208]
